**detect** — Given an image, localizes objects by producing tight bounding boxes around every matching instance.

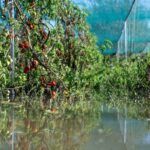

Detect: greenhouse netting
[73,0,150,55]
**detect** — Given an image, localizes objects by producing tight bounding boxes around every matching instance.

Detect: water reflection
[0,106,98,150]
[83,104,150,150]
[0,103,150,150]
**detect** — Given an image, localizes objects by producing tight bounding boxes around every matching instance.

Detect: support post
[10,0,15,82]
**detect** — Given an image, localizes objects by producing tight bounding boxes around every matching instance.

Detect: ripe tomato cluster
[49,81,57,99]
[39,77,57,98]
[23,60,39,74]
[19,41,30,53]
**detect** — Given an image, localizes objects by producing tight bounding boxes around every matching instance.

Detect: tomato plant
[0,0,104,107]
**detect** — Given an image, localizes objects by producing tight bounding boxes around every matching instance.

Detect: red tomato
[19,41,30,50]
[30,24,34,30]
[31,60,39,68]
[19,43,24,49]
[23,41,30,49]
[51,91,56,98]
[48,81,56,87]
[24,66,30,74]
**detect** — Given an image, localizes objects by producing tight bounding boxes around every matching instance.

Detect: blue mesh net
[73,0,150,55]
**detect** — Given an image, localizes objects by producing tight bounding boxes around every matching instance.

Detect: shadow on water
[0,100,150,150]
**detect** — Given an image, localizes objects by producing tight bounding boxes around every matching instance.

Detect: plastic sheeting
[73,0,150,55]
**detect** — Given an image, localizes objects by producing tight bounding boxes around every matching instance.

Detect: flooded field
[0,102,150,150]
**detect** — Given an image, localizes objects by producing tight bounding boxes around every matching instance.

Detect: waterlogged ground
[0,102,150,150]
[82,105,150,150]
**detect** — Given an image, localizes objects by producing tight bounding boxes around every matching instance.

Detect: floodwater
[0,104,150,150]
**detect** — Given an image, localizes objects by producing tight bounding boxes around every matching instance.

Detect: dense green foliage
[98,54,150,99]
[0,0,103,96]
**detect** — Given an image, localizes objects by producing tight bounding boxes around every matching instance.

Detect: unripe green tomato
[6,60,11,65]
[0,62,2,67]
[21,76,26,82]
[33,11,36,16]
